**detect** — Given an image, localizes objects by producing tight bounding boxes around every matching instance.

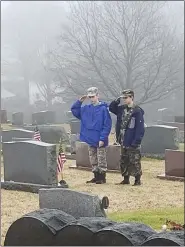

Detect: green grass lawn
[108,207,184,230]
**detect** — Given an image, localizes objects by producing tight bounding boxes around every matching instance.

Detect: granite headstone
[23,125,69,144]
[12,112,24,126]
[141,125,179,155]
[1,109,8,123]
[70,134,80,154]
[32,111,56,125]
[70,120,80,134]
[39,188,107,218]
[2,129,34,143]
[2,140,57,185]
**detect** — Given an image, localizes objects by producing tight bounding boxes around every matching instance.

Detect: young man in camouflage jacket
[109,89,145,186]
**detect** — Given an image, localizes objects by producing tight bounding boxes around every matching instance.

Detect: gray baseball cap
[87,87,98,97]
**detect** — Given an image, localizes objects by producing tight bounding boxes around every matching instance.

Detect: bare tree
[52,1,184,104]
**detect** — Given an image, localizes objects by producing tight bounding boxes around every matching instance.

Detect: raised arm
[71,100,82,120]
[109,98,120,116]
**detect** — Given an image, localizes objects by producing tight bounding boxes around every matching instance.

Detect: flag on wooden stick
[57,139,68,187]
[57,139,66,174]
[33,125,41,141]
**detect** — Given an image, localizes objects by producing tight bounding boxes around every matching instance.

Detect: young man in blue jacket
[71,87,112,184]
[109,89,145,186]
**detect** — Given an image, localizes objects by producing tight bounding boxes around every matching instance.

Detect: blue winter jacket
[71,100,112,147]
[109,100,145,147]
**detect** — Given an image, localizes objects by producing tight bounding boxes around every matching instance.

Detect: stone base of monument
[55,217,115,246]
[39,188,107,218]
[94,222,156,246]
[157,149,184,182]
[141,231,185,246]
[1,180,68,193]
[4,208,75,246]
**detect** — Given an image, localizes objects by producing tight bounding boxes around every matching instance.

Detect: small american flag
[33,125,41,141]
[57,140,66,173]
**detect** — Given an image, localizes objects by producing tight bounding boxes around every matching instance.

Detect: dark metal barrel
[94,222,157,246]
[55,217,115,246]
[141,231,185,246]
[4,208,75,246]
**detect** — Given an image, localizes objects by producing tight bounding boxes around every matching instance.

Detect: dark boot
[86,172,97,183]
[118,176,130,185]
[96,172,106,184]
[133,175,141,186]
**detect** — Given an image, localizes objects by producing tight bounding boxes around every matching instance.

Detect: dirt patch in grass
[1,159,184,245]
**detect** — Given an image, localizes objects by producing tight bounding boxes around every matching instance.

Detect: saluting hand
[79,95,87,102]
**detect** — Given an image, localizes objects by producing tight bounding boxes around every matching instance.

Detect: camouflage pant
[88,146,107,173]
[120,146,142,177]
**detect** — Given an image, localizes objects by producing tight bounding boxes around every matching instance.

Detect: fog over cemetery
[1,1,184,246]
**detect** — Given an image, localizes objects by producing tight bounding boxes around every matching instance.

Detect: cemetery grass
[1,158,184,245]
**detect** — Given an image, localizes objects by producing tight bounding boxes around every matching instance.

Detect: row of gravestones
[69,124,181,158]
[0,110,77,125]
[4,188,185,246]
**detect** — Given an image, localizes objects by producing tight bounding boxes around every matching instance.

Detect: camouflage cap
[122,89,134,97]
[87,87,98,97]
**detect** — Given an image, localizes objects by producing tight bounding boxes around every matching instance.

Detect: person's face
[88,94,99,104]
[122,95,133,105]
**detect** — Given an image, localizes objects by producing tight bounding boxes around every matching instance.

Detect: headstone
[12,112,24,126]
[158,121,184,131]
[76,142,91,168]
[2,140,57,185]
[142,231,185,246]
[55,217,116,246]
[39,188,107,218]
[158,108,175,122]
[23,125,69,144]
[66,111,76,123]
[70,134,80,154]
[157,149,184,181]
[4,208,76,246]
[141,125,179,156]
[175,116,184,123]
[70,120,80,134]
[32,111,56,125]
[2,129,34,143]
[94,222,156,246]
[1,109,7,123]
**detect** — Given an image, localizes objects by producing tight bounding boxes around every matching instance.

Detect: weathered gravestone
[32,111,56,125]
[12,112,24,126]
[55,217,116,246]
[4,208,76,246]
[94,222,156,246]
[2,140,59,192]
[39,188,108,218]
[141,125,179,158]
[66,111,76,123]
[70,120,80,134]
[157,149,184,181]
[23,125,69,144]
[75,142,121,171]
[70,134,80,154]
[1,109,8,123]
[141,231,185,246]
[158,122,184,131]
[2,129,34,143]
[175,116,184,124]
